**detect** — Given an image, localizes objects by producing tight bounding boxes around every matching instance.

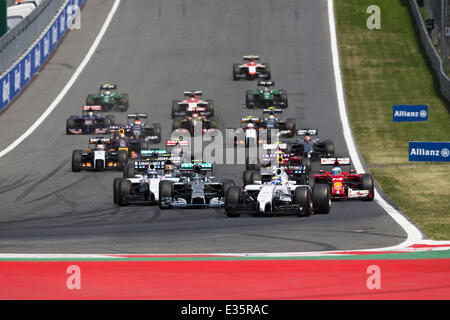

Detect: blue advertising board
[409,141,450,162]
[393,105,428,122]
[0,0,85,112]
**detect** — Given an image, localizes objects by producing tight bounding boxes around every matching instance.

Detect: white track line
[0,0,122,159]
[326,0,423,248]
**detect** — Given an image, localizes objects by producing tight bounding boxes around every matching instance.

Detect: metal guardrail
[0,0,66,73]
[409,0,450,103]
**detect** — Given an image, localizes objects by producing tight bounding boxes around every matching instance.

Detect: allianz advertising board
[409,142,450,162]
[393,105,428,122]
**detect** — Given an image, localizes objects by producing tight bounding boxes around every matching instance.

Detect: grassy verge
[335,0,450,239]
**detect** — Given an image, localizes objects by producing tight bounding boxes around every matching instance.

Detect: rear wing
[109,125,131,133]
[166,139,190,146]
[134,161,165,170]
[240,117,260,123]
[243,55,260,61]
[83,105,102,112]
[262,108,282,114]
[180,162,213,171]
[320,157,351,166]
[89,137,111,144]
[141,149,169,157]
[263,143,287,150]
[297,129,318,136]
[184,90,202,97]
[128,113,148,120]
[258,81,274,87]
[100,84,116,90]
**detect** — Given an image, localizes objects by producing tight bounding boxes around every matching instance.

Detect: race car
[127,113,161,149]
[232,55,271,80]
[224,166,331,217]
[312,157,375,201]
[172,109,220,136]
[158,162,235,209]
[259,108,295,137]
[66,105,115,134]
[122,149,175,178]
[71,137,127,171]
[245,81,288,109]
[171,91,215,118]
[85,83,129,112]
[287,129,335,169]
[114,160,181,206]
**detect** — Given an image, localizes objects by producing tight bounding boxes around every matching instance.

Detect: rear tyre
[66,118,75,134]
[209,118,220,129]
[243,170,254,186]
[117,150,128,170]
[152,123,162,143]
[301,158,312,171]
[312,183,331,214]
[123,163,135,178]
[251,171,261,184]
[294,186,312,217]
[206,99,215,117]
[246,90,255,108]
[323,140,335,157]
[264,63,272,80]
[159,180,174,209]
[171,100,180,119]
[71,150,82,172]
[286,118,296,137]
[86,94,95,105]
[118,179,131,206]
[279,89,288,107]
[222,179,235,197]
[233,63,240,80]
[225,186,242,217]
[113,178,122,204]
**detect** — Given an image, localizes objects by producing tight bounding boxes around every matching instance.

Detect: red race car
[312,158,374,201]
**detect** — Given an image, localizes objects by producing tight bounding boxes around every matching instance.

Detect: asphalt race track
[0,0,408,253]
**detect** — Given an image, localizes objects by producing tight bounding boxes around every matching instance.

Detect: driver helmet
[146,166,158,178]
[247,122,254,129]
[271,175,282,185]
[264,87,270,93]
[88,111,94,117]
[304,135,312,144]
[135,119,142,126]
[331,167,342,175]
[269,113,276,119]
[165,163,175,173]
[118,129,126,138]
[105,90,110,95]
[96,144,105,151]
[130,151,138,158]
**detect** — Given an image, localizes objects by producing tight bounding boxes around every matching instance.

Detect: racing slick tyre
[323,140,335,157]
[113,178,122,204]
[117,150,128,170]
[206,99,215,117]
[312,183,331,214]
[119,94,129,111]
[263,63,272,80]
[251,171,262,184]
[118,179,131,206]
[243,170,255,186]
[232,63,240,81]
[222,179,236,197]
[123,163,135,178]
[172,119,182,131]
[71,150,83,172]
[246,90,255,108]
[152,123,162,143]
[171,100,181,119]
[86,94,96,105]
[361,173,375,201]
[159,180,174,209]
[301,158,312,172]
[209,118,220,129]
[105,115,115,127]
[66,118,76,134]
[245,156,260,171]
[286,118,296,137]
[279,89,288,108]
[225,186,242,217]
[294,186,312,217]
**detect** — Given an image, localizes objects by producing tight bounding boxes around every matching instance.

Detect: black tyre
[361,173,375,201]
[66,118,76,134]
[264,63,271,80]
[245,156,260,171]
[86,94,95,105]
[171,100,181,119]
[243,170,254,186]
[118,179,131,206]
[225,186,242,217]
[279,89,288,107]
[323,140,335,157]
[312,183,331,214]
[251,171,261,184]
[71,150,82,172]
[113,177,122,204]
[294,186,312,217]
[246,90,255,108]
[206,99,215,117]
[301,158,312,171]
[209,118,220,129]
[222,179,235,197]
[117,150,128,170]
[123,163,135,178]
[159,180,174,209]
[172,119,182,131]
[233,63,240,80]
[152,123,162,143]
[105,115,115,126]
[286,118,296,137]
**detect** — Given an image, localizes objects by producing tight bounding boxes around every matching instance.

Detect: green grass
[335,0,450,239]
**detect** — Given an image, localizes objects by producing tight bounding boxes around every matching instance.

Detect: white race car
[225,167,331,217]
